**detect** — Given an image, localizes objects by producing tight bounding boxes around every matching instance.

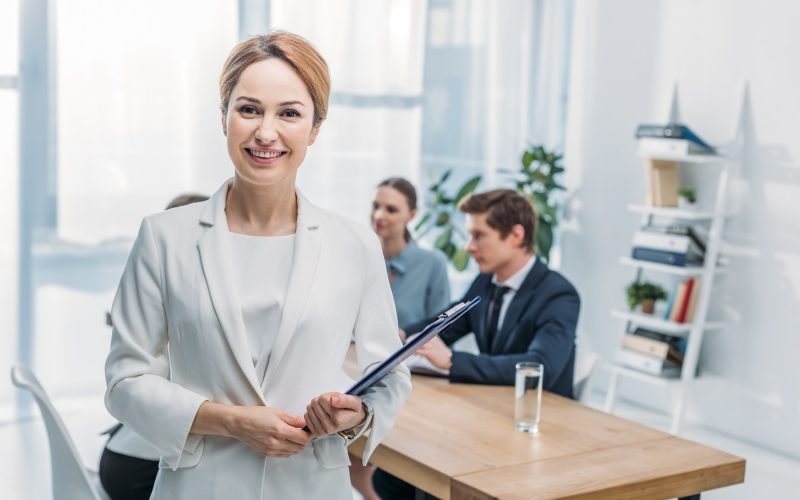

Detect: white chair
[10,364,110,500]
[573,348,599,403]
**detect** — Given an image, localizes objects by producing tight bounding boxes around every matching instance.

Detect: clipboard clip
[437,301,467,319]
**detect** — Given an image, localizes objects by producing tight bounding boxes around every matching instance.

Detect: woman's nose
[255,117,278,143]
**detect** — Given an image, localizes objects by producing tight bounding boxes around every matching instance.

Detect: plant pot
[677,196,696,210]
[640,300,655,315]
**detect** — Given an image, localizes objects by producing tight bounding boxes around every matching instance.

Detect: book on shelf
[663,278,701,323]
[631,247,703,267]
[645,159,679,207]
[632,230,704,256]
[614,348,681,377]
[638,137,715,156]
[622,332,684,364]
[640,224,707,253]
[635,123,716,153]
[669,281,690,322]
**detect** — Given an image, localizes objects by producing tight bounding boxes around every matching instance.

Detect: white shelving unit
[603,149,734,435]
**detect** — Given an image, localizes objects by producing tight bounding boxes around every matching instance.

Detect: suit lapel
[258,192,322,389]
[197,180,265,403]
[492,258,548,354]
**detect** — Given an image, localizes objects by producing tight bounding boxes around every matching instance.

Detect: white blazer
[105,180,411,499]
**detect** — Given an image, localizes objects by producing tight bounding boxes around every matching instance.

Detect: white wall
[562,0,800,457]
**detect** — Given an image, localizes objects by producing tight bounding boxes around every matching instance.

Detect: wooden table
[349,374,745,499]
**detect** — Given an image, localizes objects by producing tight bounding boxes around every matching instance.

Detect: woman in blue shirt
[349,177,451,499]
[371,177,451,329]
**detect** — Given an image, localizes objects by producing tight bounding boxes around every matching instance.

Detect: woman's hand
[192,401,310,458]
[228,405,310,457]
[304,392,367,438]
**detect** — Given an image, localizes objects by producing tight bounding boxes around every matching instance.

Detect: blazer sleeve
[104,217,208,470]
[351,233,412,464]
[449,282,580,389]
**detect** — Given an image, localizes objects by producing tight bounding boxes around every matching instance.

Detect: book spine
[684,278,702,323]
[632,231,692,252]
[675,278,695,323]
[669,282,689,322]
[631,247,688,266]
[663,283,679,320]
[622,334,670,359]
[615,349,679,376]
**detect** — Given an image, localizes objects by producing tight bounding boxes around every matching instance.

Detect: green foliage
[415,170,482,271]
[626,281,668,310]
[677,187,697,203]
[514,145,566,263]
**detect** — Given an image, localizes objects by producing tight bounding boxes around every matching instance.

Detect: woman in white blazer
[104,31,411,499]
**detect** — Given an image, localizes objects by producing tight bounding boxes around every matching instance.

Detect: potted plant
[626,281,668,314]
[415,170,482,271]
[509,145,565,264]
[677,187,697,210]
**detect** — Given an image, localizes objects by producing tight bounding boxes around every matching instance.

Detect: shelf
[618,257,706,276]
[610,310,724,335]
[627,204,716,221]
[605,362,678,387]
[637,153,725,164]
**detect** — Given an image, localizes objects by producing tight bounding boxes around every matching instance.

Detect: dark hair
[377,177,417,242]
[219,31,330,128]
[166,193,209,210]
[458,189,536,252]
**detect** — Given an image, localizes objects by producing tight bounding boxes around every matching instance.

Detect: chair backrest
[573,348,599,403]
[10,364,102,500]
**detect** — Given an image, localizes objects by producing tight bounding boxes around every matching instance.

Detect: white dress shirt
[492,255,537,332]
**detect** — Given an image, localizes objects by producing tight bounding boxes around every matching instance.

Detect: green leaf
[434,226,453,250]
[438,169,452,185]
[443,242,456,258]
[435,212,450,226]
[522,150,534,169]
[536,222,553,263]
[413,212,431,232]
[454,175,482,205]
[452,249,471,271]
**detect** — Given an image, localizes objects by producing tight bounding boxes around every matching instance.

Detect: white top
[228,231,296,365]
[492,255,537,331]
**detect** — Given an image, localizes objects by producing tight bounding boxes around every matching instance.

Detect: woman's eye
[282,109,301,118]
[240,105,259,116]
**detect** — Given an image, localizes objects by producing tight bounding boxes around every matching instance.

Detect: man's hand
[416,335,453,370]
[304,393,367,438]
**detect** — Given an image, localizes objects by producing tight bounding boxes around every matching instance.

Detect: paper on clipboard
[344,296,481,396]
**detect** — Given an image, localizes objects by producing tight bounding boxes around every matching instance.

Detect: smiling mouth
[246,148,286,159]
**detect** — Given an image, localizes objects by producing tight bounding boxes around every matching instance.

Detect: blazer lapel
[492,258,548,354]
[197,180,264,403]
[258,191,322,389]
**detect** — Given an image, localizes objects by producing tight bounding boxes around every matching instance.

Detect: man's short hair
[458,189,536,253]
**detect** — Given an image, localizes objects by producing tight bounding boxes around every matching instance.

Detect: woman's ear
[308,125,320,145]
[408,208,417,223]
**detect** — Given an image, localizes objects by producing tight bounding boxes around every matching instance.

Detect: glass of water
[514,361,543,433]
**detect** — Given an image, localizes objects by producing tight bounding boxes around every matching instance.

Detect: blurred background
[2,0,799,498]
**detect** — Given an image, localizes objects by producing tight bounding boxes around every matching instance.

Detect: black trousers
[373,468,438,500]
[98,447,159,500]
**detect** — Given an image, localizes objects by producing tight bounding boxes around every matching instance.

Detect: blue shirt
[385,241,451,330]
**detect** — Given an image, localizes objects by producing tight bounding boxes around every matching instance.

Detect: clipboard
[345,295,481,396]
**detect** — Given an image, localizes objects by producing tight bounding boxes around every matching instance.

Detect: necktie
[485,284,511,351]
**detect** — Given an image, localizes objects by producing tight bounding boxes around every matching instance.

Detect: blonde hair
[219,31,330,127]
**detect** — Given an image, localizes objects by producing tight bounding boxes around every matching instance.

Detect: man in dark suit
[373,189,580,499]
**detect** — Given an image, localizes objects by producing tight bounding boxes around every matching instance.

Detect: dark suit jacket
[406,259,580,398]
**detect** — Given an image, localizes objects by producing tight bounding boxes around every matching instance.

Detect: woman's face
[223,58,318,189]
[371,186,415,241]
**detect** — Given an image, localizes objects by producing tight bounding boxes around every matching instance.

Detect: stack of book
[615,328,685,378]
[663,277,701,324]
[636,123,717,156]
[631,224,706,267]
